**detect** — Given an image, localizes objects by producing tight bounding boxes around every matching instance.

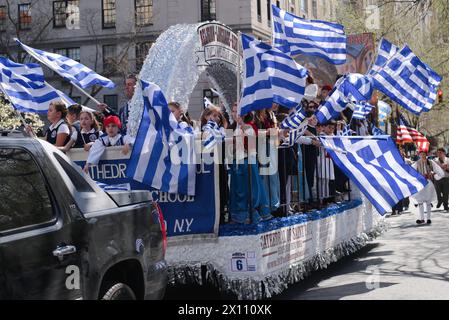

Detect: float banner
[68,148,220,239]
[166,200,386,299]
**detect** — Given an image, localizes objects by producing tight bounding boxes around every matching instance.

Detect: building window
[18,3,32,30]
[276,1,280,8]
[70,96,81,104]
[301,0,308,13]
[54,47,80,62]
[102,0,116,29]
[53,1,66,27]
[103,44,117,73]
[135,42,151,72]
[53,1,79,28]
[203,89,219,108]
[257,0,262,22]
[104,95,118,111]
[135,0,153,27]
[0,6,7,32]
[201,0,216,22]
[267,0,271,25]
[289,0,295,13]
[312,0,317,18]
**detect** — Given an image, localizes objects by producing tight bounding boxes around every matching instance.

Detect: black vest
[46,122,71,146]
[99,134,124,147]
[73,130,100,148]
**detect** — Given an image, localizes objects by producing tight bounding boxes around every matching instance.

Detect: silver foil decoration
[128,23,240,137]
[167,221,388,300]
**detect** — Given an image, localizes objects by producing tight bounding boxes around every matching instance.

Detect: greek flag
[96,182,131,191]
[280,123,309,148]
[340,124,354,136]
[319,135,428,215]
[339,73,374,103]
[272,5,346,65]
[240,33,308,116]
[202,120,226,151]
[16,39,115,89]
[0,57,74,113]
[280,107,307,129]
[352,102,374,120]
[368,38,399,76]
[315,78,346,124]
[372,45,442,115]
[316,74,373,124]
[372,126,386,136]
[127,80,196,196]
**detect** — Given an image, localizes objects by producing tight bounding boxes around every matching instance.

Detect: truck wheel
[101,283,136,300]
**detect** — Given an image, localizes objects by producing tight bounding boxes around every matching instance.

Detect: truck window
[0,148,55,233]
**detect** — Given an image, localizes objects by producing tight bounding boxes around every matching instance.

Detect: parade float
[67,22,387,300]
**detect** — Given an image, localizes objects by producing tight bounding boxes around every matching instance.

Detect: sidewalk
[273,204,449,300]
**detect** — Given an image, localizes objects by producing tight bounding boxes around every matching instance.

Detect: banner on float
[68,147,220,240]
[166,201,384,280]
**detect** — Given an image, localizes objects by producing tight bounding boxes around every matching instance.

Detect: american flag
[396,114,430,152]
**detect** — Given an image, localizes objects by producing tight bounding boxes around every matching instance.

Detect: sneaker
[416,219,425,224]
[427,219,432,224]
[436,201,442,209]
[391,211,397,216]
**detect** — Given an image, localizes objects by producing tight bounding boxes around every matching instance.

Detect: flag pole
[0,84,36,137]
[236,31,242,106]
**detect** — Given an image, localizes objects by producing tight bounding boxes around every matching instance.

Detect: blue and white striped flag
[127,80,196,196]
[315,74,373,124]
[272,5,346,65]
[339,124,354,136]
[372,126,386,136]
[0,57,74,113]
[319,135,428,215]
[240,33,308,115]
[202,120,226,151]
[352,102,374,120]
[315,77,346,124]
[280,107,307,129]
[16,39,115,89]
[280,123,309,148]
[373,45,442,115]
[368,38,399,76]
[339,73,373,103]
[96,182,131,191]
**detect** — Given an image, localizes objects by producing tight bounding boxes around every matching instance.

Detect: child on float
[26,101,71,147]
[60,110,103,152]
[67,104,82,132]
[228,109,272,224]
[411,150,444,224]
[199,105,229,223]
[168,101,196,129]
[83,115,134,173]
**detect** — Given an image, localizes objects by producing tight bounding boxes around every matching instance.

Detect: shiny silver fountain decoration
[128,23,239,136]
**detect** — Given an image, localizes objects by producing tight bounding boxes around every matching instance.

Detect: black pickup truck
[0,136,167,300]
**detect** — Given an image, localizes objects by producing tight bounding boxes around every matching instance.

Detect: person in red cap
[83,115,134,173]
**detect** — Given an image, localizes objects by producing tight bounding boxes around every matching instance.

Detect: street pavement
[273,204,449,300]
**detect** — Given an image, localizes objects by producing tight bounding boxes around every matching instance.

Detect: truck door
[0,147,82,299]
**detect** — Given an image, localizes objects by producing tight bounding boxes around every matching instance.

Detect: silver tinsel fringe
[167,222,388,300]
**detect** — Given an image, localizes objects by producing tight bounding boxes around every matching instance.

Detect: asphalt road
[165,205,449,300]
[272,206,449,300]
